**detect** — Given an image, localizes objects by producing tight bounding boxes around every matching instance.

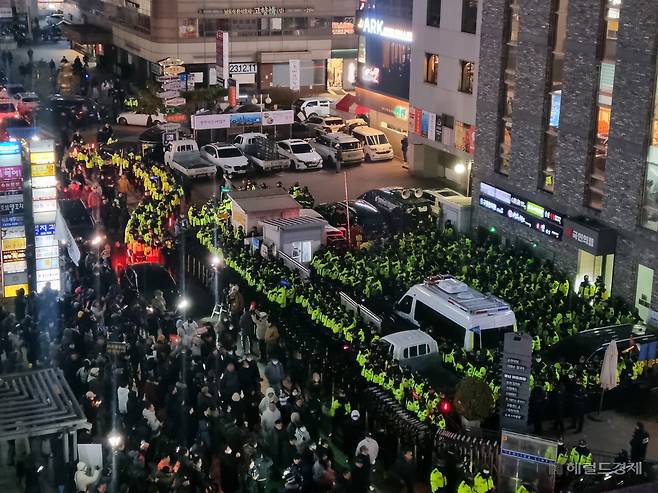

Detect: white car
[276,139,323,171]
[201,143,249,176]
[13,92,39,114]
[116,111,167,126]
[305,115,344,135]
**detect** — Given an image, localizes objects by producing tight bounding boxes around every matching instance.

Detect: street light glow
[177,298,190,311]
[454,163,466,175]
[108,432,123,448]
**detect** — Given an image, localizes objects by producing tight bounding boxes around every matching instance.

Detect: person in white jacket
[355,433,379,465]
[74,461,100,493]
[142,403,162,432]
[117,383,129,414]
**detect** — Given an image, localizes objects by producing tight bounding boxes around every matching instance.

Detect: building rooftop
[229,189,301,213]
[261,216,327,230]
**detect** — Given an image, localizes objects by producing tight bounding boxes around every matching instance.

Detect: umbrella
[600,340,619,391]
[593,340,618,417]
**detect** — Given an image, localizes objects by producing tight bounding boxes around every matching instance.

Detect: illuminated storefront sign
[356,17,413,43]
[361,66,380,84]
[479,182,564,240]
[30,139,60,292]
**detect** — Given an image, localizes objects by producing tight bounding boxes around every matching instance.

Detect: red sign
[414,108,422,135]
[0,179,21,192]
[166,113,188,123]
[0,166,21,180]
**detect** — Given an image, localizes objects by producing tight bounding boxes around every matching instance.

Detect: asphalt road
[191,158,445,204]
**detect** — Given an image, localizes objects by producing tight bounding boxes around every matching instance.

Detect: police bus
[393,275,517,351]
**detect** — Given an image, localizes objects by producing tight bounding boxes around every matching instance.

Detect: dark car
[543,323,657,366]
[138,126,168,161]
[35,95,99,129]
[120,263,181,309]
[58,199,95,242]
[315,199,388,241]
[0,117,33,140]
[359,187,433,231]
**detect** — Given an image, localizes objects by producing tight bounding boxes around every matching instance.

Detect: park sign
[157,75,179,83]
[165,97,187,107]
[162,81,185,91]
[157,90,180,100]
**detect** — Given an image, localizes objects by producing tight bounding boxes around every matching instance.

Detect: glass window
[403,348,409,359]
[586,0,622,210]
[427,0,441,28]
[291,143,313,153]
[424,53,439,85]
[459,61,475,93]
[217,148,243,158]
[409,345,418,358]
[461,0,478,34]
[418,343,428,356]
[396,295,413,314]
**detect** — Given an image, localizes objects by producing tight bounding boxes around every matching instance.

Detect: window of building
[496,0,519,176]
[458,60,475,93]
[461,0,478,34]
[424,53,439,84]
[642,66,658,231]
[540,0,569,193]
[585,0,622,210]
[427,0,441,28]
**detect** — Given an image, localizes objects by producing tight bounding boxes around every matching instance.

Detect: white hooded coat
[74,462,100,493]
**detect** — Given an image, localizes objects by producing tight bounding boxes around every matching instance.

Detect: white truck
[168,150,217,179]
[234,133,288,172]
[164,139,199,166]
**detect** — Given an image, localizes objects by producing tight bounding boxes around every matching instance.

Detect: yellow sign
[164,65,185,76]
[31,163,55,177]
[2,237,26,251]
[30,151,56,165]
[4,283,28,297]
[232,209,247,231]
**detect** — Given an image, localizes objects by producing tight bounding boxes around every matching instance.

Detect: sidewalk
[535,410,658,461]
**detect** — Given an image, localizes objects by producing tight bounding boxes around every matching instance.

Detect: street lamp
[250,94,272,108]
[108,432,123,449]
[454,161,473,197]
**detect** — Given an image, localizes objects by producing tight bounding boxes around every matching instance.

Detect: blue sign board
[35,223,56,236]
[1,215,24,228]
[0,142,21,155]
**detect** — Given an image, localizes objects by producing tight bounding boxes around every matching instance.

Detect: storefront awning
[61,23,112,45]
[335,93,367,115]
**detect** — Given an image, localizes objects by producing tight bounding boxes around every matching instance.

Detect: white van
[351,126,394,161]
[394,275,517,351]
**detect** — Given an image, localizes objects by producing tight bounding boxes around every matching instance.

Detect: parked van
[351,126,394,161]
[311,132,364,167]
[292,97,333,120]
[394,275,517,351]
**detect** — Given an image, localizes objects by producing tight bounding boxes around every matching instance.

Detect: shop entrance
[576,250,614,295]
[327,59,344,89]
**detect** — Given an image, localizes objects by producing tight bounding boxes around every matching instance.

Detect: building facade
[407,0,480,192]
[473,0,658,317]
[65,0,359,93]
[354,0,413,158]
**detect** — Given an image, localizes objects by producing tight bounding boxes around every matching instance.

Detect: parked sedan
[116,111,167,126]
[201,143,249,177]
[276,139,323,170]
